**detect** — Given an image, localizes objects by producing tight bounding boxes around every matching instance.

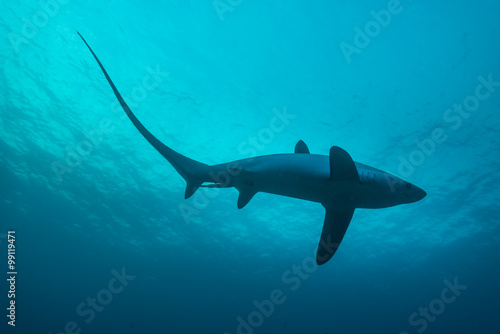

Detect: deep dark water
[1,0,500,333]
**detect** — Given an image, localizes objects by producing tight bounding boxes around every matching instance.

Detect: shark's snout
[416,187,427,201]
[405,185,426,203]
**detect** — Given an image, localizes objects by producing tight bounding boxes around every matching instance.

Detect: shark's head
[356,169,427,208]
[384,174,427,205]
[397,180,427,204]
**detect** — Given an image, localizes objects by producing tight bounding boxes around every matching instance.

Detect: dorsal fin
[329,146,359,181]
[294,140,310,154]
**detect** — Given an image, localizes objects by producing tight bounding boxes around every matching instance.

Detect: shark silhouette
[78,33,426,265]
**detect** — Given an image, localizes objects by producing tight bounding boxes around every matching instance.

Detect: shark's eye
[406,183,412,189]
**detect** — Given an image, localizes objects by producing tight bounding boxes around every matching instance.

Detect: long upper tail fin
[77,32,209,198]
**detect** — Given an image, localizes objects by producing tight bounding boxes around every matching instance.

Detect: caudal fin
[78,32,209,198]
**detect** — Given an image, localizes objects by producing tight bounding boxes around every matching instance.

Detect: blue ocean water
[1,0,499,333]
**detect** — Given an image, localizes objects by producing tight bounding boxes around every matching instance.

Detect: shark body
[78,33,426,265]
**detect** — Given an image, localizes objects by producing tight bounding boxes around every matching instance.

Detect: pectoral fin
[329,146,359,182]
[316,206,355,265]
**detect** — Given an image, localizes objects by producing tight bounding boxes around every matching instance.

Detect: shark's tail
[78,32,210,198]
